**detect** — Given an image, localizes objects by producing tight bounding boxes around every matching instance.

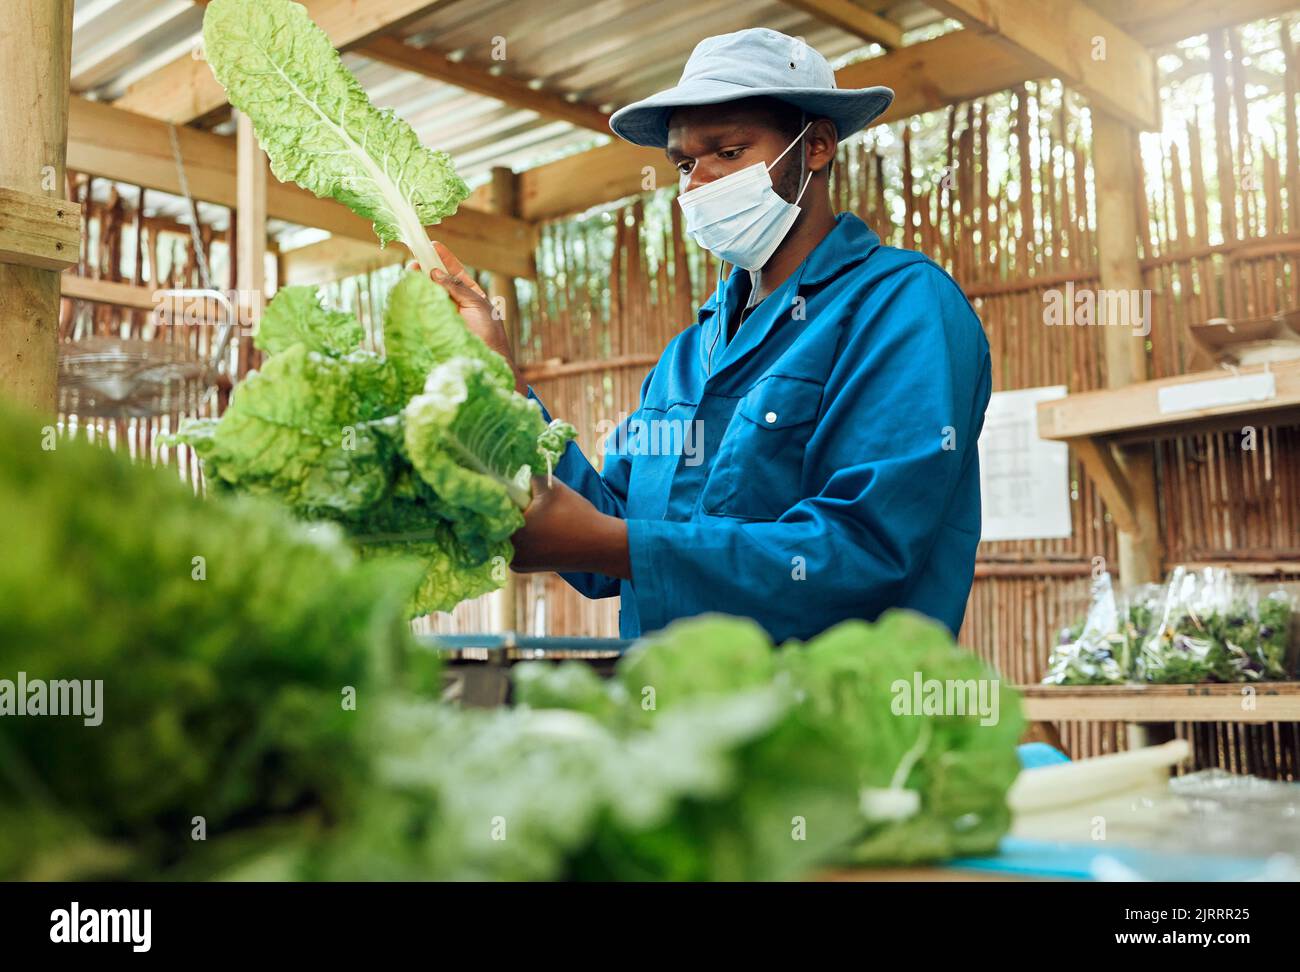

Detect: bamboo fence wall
[58,18,1300,775]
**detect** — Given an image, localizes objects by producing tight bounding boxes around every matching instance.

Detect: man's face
[666,100,804,202]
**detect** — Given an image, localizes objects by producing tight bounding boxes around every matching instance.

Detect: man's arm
[523,384,643,597]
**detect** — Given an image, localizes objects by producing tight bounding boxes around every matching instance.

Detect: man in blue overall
[427,28,991,642]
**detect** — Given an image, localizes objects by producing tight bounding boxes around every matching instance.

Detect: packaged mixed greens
[1257,588,1298,679]
[1140,567,1263,683]
[1044,567,1294,686]
[1043,571,1128,685]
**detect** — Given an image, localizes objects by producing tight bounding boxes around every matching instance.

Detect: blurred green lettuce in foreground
[0,400,426,881]
[1,402,1021,880]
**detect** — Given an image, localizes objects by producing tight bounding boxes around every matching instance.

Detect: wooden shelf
[1037,358,1300,443]
[1017,682,1300,723]
[1035,359,1300,532]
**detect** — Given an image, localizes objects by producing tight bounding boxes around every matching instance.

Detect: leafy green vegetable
[172,273,576,616]
[405,358,553,523]
[1258,590,1295,679]
[778,613,1024,864]
[615,615,776,708]
[311,691,803,881]
[254,285,364,358]
[382,267,515,397]
[185,344,401,515]
[513,610,1025,873]
[184,1,579,615]
[0,400,425,881]
[1042,572,1139,686]
[2,427,1016,883]
[202,0,467,274]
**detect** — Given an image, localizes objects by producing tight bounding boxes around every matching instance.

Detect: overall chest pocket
[701,374,824,521]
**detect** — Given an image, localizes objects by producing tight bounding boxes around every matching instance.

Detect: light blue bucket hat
[609,27,894,148]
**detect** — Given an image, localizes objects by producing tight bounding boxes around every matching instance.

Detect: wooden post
[1091,110,1163,584]
[487,168,522,360]
[0,0,74,413]
[235,110,267,368]
[1091,109,1165,748]
[488,166,524,634]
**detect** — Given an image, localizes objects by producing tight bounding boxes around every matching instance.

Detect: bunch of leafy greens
[504,612,1025,875]
[188,0,575,616]
[306,689,816,881]
[171,275,574,616]
[0,400,431,881]
[182,614,1022,882]
[203,0,466,274]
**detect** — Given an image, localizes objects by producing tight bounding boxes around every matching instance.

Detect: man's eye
[718,148,743,160]
[676,161,694,175]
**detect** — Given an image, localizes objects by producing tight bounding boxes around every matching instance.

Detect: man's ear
[805,118,838,173]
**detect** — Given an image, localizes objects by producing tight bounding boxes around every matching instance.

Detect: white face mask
[676,119,813,272]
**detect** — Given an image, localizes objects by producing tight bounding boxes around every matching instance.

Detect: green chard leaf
[202,0,468,273]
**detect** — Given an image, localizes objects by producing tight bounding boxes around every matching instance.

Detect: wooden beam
[520,353,660,383]
[1036,358,1300,441]
[361,36,611,133]
[0,0,74,414]
[485,168,522,356]
[61,274,166,312]
[0,188,80,272]
[519,140,678,223]
[67,97,536,278]
[114,0,454,123]
[927,0,1159,130]
[280,236,407,286]
[840,29,1031,124]
[1068,436,1137,534]
[485,165,523,633]
[59,275,227,325]
[781,0,903,49]
[1089,0,1300,47]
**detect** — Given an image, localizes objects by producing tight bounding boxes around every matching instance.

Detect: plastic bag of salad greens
[1043,571,1129,685]
[1119,582,1164,660]
[1255,588,1295,679]
[1138,567,1264,683]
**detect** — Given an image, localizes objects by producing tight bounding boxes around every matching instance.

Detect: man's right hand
[418,240,525,394]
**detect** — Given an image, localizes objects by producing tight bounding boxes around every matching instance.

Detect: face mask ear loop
[793,163,813,207]
[792,113,813,207]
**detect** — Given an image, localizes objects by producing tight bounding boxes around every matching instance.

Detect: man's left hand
[511,477,631,580]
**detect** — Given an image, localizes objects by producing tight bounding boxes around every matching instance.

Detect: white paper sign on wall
[977,385,1073,542]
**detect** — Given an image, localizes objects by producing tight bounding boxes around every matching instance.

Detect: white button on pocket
[765,411,777,424]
